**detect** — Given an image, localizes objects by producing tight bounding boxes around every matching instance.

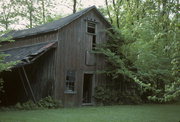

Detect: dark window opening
[87,22,96,34]
[92,35,96,50]
[66,76,70,80]
[65,70,75,92]
[88,27,95,33]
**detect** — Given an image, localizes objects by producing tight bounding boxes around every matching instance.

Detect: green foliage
[0,31,17,95]
[0,0,59,30]
[94,86,142,105]
[0,0,20,30]
[15,100,38,110]
[37,96,62,109]
[97,0,179,103]
[13,96,63,110]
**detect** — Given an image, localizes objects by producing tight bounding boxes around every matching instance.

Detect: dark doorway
[0,68,29,106]
[83,74,93,103]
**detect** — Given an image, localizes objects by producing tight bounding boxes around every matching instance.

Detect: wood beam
[22,66,36,103]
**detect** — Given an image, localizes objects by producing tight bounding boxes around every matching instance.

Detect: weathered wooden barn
[0,6,111,107]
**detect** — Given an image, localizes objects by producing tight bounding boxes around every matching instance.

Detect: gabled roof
[3,6,111,39]
[3,41,57,67]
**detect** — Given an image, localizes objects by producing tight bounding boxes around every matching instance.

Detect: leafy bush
[15,100,38,110]
[96,0,179,103]
[13,96,62,110]
[37,96,62,109]
[94,86,142,105]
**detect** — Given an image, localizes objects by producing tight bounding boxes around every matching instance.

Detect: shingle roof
[3,6,110,39]
[2,41,57,67]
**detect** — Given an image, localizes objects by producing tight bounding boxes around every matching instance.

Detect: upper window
[87,22,96,34]
[65,70,76,93]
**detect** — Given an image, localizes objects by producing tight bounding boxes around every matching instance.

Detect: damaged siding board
[85,51,96,66]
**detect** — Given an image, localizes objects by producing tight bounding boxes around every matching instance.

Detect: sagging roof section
[2,41,57,67]
[3,6,111,39]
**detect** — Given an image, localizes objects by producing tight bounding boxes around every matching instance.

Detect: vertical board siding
[25,49,56,101]
[55,10,109,106]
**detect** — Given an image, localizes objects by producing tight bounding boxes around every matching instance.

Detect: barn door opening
[83,74,93,104]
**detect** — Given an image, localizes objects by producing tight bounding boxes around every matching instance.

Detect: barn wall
[0,31,58,51]
[23,49,56,101]
[55,10,109,106]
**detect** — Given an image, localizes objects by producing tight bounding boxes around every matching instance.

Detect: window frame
[86,21,96,35]
[86,21,97,50]
[64,70,76,94]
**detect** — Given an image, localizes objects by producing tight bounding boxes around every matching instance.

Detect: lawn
[0,104,180,122]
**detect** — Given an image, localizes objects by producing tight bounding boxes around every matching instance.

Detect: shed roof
[3,6,110,39]
[2,41,57,67]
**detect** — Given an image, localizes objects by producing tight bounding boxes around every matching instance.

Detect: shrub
[13,96,63,110]
[15,100,38,110]
[94,86,142,105]
[37,96,62,109]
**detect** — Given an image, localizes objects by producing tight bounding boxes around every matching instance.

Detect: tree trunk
[26,0,33,28]
[29,10,33,28]
[162,0,168,32]
[73,0,77,13]
[42,0,45,23]
[112,0,121,28]
[5,17,8,30]
[105,0,113,24]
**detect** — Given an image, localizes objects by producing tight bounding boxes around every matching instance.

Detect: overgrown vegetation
[0,31,17,101]
[94,85,142,105]
[96,0,179,103]
[1,96,62,110]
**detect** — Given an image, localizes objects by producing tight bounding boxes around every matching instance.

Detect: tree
[105,0,113,24]
[73,0,77,13]
[97,0,180,102]
[0,0,19,30]
[17,0,37,28]
[18,0,56,28]
[56,0,82,14]
[0,31,17,95]
[39,0,46,23]
[36,0,57,24]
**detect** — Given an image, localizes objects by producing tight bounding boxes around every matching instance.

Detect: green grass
[0,104,180,122]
